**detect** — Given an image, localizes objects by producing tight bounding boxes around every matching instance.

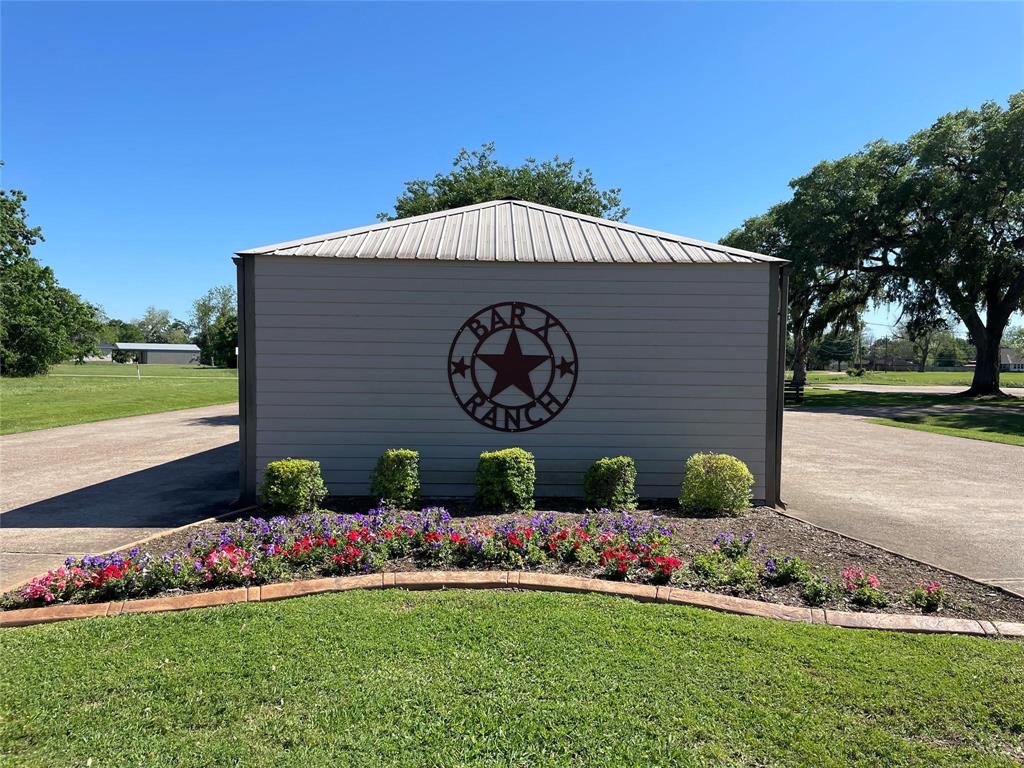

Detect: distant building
[1000,347,1024,372]
[114,342,200,364]
[83,342,114,362]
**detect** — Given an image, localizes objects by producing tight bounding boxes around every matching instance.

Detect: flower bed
[3,506,1022,620]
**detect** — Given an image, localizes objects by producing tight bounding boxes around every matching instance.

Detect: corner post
[764,264,788,508]
[234,254,258,502]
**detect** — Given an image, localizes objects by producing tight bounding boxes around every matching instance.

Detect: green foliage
[0,230,101,376]
[688,551,758,593]
[369,449,420,509]
[190,285,237,366]
[679,453,754,515]
[475,447,535,512]
[908,582,947,613]
[208,313,237,369]
[0,181,101,376]
[133,306,180,344]
[721,202,876,388]
[582,456,638,511]
[800,575,837,607]
[761,555,810,587]
[728,93,1024,395]
[378,143,628,222]
[259,459,328,512]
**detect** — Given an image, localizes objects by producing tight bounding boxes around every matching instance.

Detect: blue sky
[3,2,1022,328]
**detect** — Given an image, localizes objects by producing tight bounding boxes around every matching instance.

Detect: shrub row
[261,451,754,515]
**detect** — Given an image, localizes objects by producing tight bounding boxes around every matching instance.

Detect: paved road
[783,409,1024,596]
[0,404,239,591]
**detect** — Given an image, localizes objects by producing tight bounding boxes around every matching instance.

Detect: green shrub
[583,456,638,510]
[761,554,810,586]
[688,551,758,593]
[476,448,535,512]
[800,575,836,607]
[370,449,420,508]
[679,453,754,515]
[259,458,327,512]
[907,581,946,613]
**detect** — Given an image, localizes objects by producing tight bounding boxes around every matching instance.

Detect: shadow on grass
[793,387,1024,412]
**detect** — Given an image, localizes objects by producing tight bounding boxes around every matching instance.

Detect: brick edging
[1,571,1021,637]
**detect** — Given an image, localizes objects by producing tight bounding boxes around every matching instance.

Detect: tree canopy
[723,92,1023,395]
[378,143,628,222]
[1,171,101,376]
[190,285,237,367]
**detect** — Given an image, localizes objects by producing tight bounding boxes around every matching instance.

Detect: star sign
[450,357,470,377]
[477,330,549,399]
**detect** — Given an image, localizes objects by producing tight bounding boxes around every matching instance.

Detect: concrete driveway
[0,404,239,591]
[783,409,1024,596]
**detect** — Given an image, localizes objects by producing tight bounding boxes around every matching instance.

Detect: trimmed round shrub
[259,458,327,512]
[476,448,535,512]
[370,448,420,509]
[678,453,753,515]
[583,456,638,510]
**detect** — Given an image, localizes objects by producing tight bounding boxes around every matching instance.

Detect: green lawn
[797,388,1024,446]
[0,363,237,434]
[803,370,1024,387]
[2,590,1022,767]
[800,387,1024,410]
[866,414,1024,447]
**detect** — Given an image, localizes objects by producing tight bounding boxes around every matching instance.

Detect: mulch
[109,497,1024,622]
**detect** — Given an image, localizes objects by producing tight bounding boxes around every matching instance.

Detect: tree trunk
[916,337,930,373]
[791,335,809,388]
[964,330,1003,397]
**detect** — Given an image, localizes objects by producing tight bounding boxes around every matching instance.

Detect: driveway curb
[778,506,1024,600]
[2,570,1021,637]
[0,504,257,595]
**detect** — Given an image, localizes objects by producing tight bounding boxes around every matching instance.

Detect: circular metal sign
[447,301,578,432]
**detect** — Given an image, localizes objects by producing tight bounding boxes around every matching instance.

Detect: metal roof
[237,199,783,265]
[114,343,200,352]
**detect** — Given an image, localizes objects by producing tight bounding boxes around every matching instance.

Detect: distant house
[1000,347,1024,372]
[114,342,200,365]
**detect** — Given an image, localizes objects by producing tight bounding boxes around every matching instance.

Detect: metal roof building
[235,199,789,505]
[114,342,200,365]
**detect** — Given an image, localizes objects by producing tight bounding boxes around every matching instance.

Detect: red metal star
[477,330,549,399]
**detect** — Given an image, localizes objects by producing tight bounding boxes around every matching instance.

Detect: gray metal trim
[235,255,258,501]
[764,264,780,506]
[768,266,789,507]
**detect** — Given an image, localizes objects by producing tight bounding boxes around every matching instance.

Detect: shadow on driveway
[0,443,240,530]
[183,414,240,428]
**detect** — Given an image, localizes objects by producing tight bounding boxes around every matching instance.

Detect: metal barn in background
[234,199,789,505]
[113,342,200,365]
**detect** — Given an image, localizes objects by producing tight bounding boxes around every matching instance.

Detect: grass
[1,591,1022,767]
[799,387,1024,410]
[866,414,1024,447]
[0,363,237,434]
[803,370,1024,387]
[796,388,1024,446]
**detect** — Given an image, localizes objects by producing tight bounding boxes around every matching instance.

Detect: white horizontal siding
[254,257,771,499]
